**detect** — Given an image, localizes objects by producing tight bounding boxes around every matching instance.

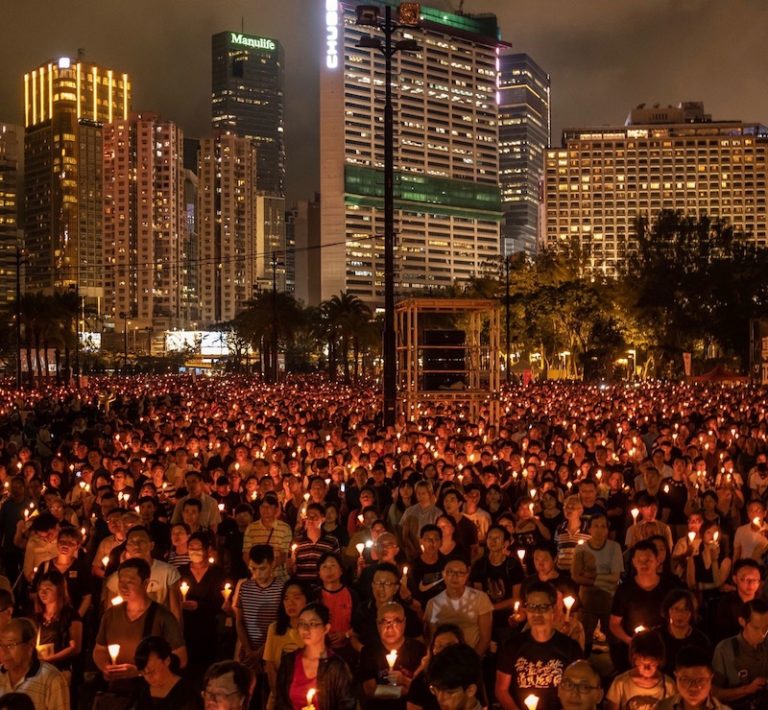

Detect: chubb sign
[325,0,339,69]
[230,33,276,51]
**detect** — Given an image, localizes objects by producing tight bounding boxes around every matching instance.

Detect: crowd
[0,375,766,709]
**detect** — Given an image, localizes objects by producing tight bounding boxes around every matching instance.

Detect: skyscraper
[319,1,503,305]
[197,132,258,324]
[0,124,23,307]
[103,113,190,329]
[23,57,131,299]
[211,31,285,196]
[543,102,768,275]
[498,53,550,255]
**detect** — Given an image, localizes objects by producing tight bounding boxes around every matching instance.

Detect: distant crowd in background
[0,376,766,709]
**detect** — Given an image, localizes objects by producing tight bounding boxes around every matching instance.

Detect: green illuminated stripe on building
[345,165,503,221]
[374,1,499,39]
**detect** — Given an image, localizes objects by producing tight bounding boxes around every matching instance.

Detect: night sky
[2,0,765,202]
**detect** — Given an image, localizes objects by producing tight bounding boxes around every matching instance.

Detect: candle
[401,565,408,581]
[357,514,364,525]
[355,542,365,557]
[563,595,575,621]
[303,688,317,710]
[514,601,520,613]
[753,517,762,528]
[631,508,639,523]
[688,532,696,543]
[111,596,124,606]
[291,543,298,557]
[714,531,720,542]
[386,649,398,671]
[222,583,232,603]
[108,643,120,664]
[524,695,539,710]
[517,549,526,562]
[634,625,646,634]
[180,581,190,601]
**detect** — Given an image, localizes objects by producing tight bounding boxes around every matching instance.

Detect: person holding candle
[733,499,767,562]
[134,635,199,709]
[178,531,227,679]
[360,602,425,710]
[554,496,591,575]
[263,580,312,708]
[32,569,82,676]
[624,493,674,552]
[171,471,222,533]
[0,476,31,581]
[93,558,186,699]
[605,630,676,709]
[495,581,582,710]
[316,552,357,661]
[0,617,70,710]
[242,494,293,582]
[291,504,341,583]
[275,602,354,710]
[399,481,442,562]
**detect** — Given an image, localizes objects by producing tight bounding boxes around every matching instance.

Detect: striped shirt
[554,522,591,572]
[0,658,70,710]
[243,519,293,581]
[236,577,285,648]
[293,533,340,582]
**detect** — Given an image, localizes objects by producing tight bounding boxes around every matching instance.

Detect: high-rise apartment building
[498,53,550,255]
[23,57,131,298]
[543,102,768,275]
[197,132,258,324]
[319,2,503,305]
[212,31,285,196]
[0,124,23,307]
[103,113,191,329]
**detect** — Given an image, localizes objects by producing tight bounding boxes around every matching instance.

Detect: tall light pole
[270,252,283,383]
[119,311,128,372]
[504,256,511,384]
[356,2,420,427]
[68,283,80,388]
[14,245,25,389]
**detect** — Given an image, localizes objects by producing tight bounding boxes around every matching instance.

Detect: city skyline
[1,0,765,203]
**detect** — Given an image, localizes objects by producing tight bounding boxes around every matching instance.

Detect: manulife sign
[229,32,276,51]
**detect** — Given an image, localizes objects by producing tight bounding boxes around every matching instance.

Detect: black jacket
[275,648,355,710]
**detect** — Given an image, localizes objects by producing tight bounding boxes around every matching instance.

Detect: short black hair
[523,580,557,605]
[427,643,482,691]
[119,557,152,582]
[248,544,274,564]
[630,630,665,663]
[739,598,768,623]
[675,645,712,671]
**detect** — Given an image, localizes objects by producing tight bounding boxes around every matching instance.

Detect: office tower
[103,113,188,329]
[211,31,285,196]
[23,57,130,299]
[543,102,768,276]
[284,207,297,296]
[255,194,286,292]
[320,2,503,305]
[0,124,23,307]
[197,132,258,324]
[291,195,322,305]
[498,53,550,255]
[183,169,200,325]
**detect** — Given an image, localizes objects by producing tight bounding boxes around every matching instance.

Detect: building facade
[543,102,768,276]
[103,113,190,329]
[291,195,322,305]
[254,194,286,292]
[212,31,285,196]
[0,124,23,307]
[498,52,550,255]
[319,1,503,305]
[197,132,258,324]
[23,57,131,299]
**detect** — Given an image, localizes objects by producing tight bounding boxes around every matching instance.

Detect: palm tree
[323,292,373,384]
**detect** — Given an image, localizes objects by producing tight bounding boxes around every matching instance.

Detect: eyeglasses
[377,618,405,628]
[0,641,27,651]
[444,569,467,577]
[560,679,601,694]
[524,603,553,613]
[676,676,711,689]
[297,621,325,631]
[201,689,241,702]
[372,581,398,588]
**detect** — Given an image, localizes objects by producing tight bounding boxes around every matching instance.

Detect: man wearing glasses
[426,643,484,710]
[201,659,255,709]
[360,602,426,709]
[558,660,604,710]
[657,646,729,710]
[424,559,492,656]
[0,617,69,709]
[495,581,582,710]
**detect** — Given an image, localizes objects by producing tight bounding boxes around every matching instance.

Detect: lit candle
[517,549,526,563]
[111,596,124,606]
[386,648,398,671]
[302,688,317,710]
[180,581,190,601]
[291,543,298,557]
[563,595,575,621]
[634,625,646,634]
[108,643,120,664]
[754,517,762,528]
[713,531,720,543]
[355,542,365,556]
[524,695,539,710]
[688,531,696,543]
[102,555,110,569]
[401,565,409,581]
[631,508,639,523]
[222,583,232,603]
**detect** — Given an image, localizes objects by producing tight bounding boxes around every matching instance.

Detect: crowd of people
[0,375,766,709]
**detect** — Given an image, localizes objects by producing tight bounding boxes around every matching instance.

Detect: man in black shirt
[495,581,582,710]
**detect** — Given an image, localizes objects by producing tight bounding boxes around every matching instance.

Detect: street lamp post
[68,283,80,388]
[356,3,420,428]
[270,252,284,383]
[119,311,128,373]
[504,256,511,384]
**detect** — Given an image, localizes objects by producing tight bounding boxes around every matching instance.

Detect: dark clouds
[2,0,766,201]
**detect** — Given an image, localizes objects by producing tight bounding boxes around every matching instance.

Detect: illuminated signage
[230,33,276,51]
[325,0,339,69]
